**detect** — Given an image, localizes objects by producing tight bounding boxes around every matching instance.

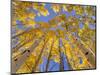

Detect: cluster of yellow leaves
[51,4,61,13]
[18,30,34,41]
[85,6,96,16]
[73,6,84,15]
[46,30,56,39]
[12,1,37,27]
[67,16,79,26]
[39,7,49,16]
[32,3,49,16]
[62,5,73,12]
[33,29,44,38]
[51,47,60,62]
[38,22,50,28]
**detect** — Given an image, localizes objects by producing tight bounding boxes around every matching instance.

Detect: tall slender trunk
[13,34,36,52]
[12,32,49,72]
[12,28,33,39]
[32,38,49,72]
[68,32,94,67]
[45,39,54,72]
[25,62,31,72]
[62,42,72,70]
[58,38,64,71]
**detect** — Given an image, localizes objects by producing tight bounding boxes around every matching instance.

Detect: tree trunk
[32,38,49,72]
[45,39,54,71]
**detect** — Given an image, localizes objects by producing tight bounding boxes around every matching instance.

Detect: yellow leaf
[39,8,49,16]
[52,4,61,13]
